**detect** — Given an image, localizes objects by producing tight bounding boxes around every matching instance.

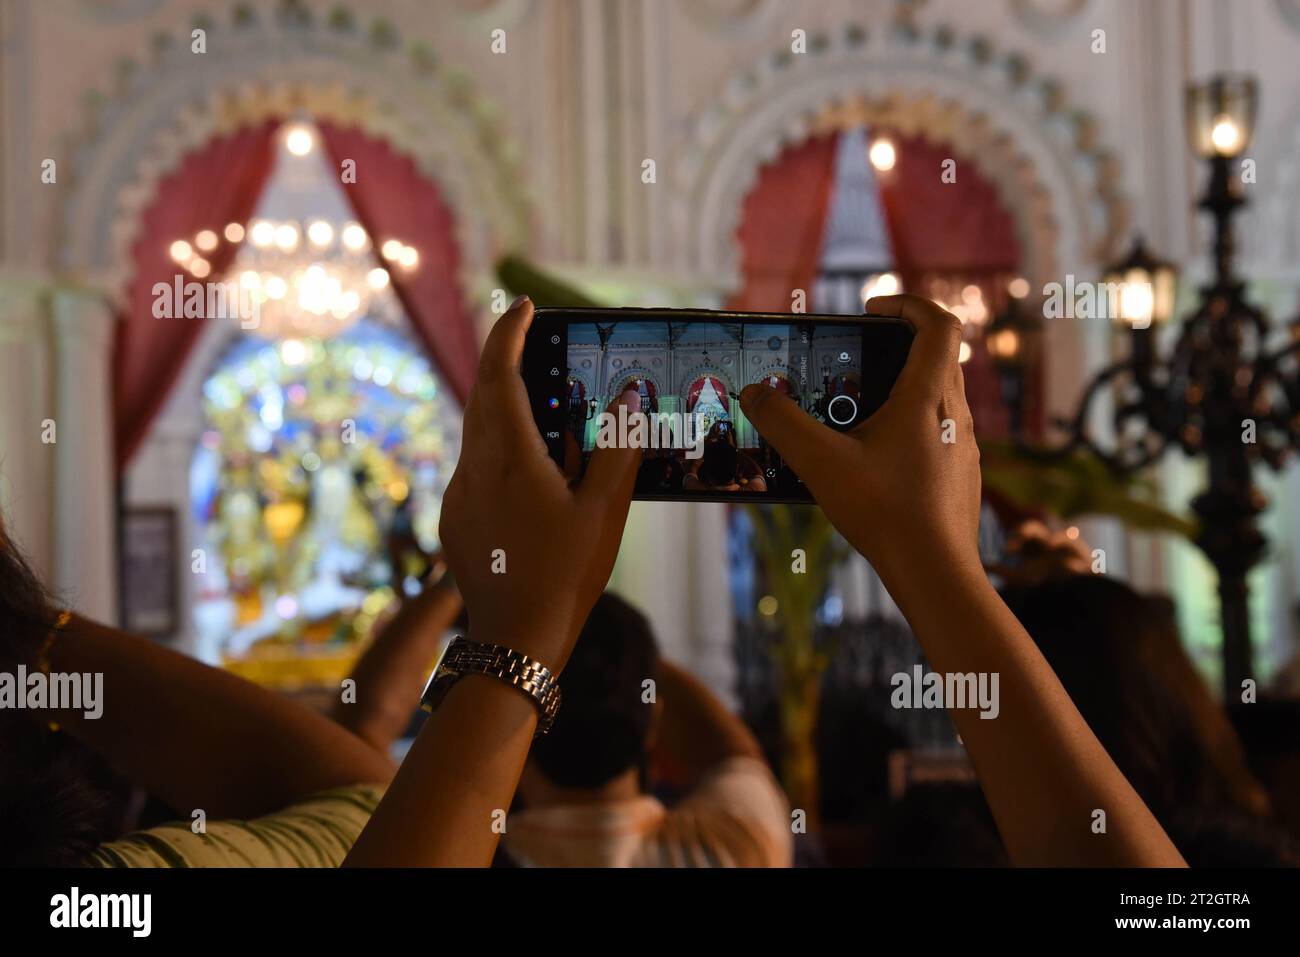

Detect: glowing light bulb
[169,240,193,263]
[279,339,308,366]
[249,220,275,247]
[381,239,404,261]
[274,223,300,252]
[307,220,334,247]
[341,223,367,251]
[860,272,900,302]
[195,229,218,252]
[367,267,390,290]
[1210,115,1241,155]
[869,138,896,172]
[1119,276,1155,328]
[285,125,314,156]
[224,222,246,243]
[398,246,419,270]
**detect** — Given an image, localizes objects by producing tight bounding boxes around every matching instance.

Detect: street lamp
[1102,237,1178,375]
[1004,73,1296,700]
[987,288,1042,437]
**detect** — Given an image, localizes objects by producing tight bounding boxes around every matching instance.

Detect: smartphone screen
[522,308,913,503]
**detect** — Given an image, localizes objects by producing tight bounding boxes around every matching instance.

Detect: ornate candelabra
[1000,74,1300,700]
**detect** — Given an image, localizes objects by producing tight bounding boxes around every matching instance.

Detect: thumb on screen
[739,383,843,489]
[577,388,641,507]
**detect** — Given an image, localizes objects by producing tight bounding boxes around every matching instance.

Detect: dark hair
[700,441,738,487]
[1000,575,1269,824]
[0,525,118,866]
[529,593,659,789]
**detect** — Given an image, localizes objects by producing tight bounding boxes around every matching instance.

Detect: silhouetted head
[1000,575,1269,822]
[528,593,659,790]
[700,441,739,488]
[0,522,117,865]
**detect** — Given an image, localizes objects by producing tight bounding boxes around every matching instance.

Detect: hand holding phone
[522,306,914,503]
[738,294,982,588]
[438,298,640,670]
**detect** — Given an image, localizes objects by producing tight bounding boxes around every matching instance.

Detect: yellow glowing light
[988,329,1019,360]
[239,270,261,289]
[341,223,368,251]
[1008,277,1031,299]
[869,138,897,172]
[1119,274,1155,327]
[757,595,779,617]
[195,229,218,252]
[381,239,404,261]
[274,223,300,252]
[224,222,246,243]
[279,338,308,366]
[190,257,211,279]
[249,220,276,247]
[958,341,973,364]
[861,271,900,302]
[169,240,193,263]
[367,267,391,290]
[285,125,314,156]
[1210,115,1241,155]
[307,220,334,247]
[265,275,288,300]
[398,246,419,270]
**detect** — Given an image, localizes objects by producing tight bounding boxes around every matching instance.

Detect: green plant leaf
[980,439,1197,539]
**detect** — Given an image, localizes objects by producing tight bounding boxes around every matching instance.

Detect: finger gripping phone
[521,307,914,504]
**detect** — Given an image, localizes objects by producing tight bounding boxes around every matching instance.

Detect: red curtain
[319,122,478,406]
[875,133,1020,284]
[874,132,1029,436]
[727,128,1033,437]
[726,133,839,311]
[115,120,279,469]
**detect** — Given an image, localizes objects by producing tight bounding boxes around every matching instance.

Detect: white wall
[5,0,1300,679]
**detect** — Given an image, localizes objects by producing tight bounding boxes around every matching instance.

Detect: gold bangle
[37,610,72,733]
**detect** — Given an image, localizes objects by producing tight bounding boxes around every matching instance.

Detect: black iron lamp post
[1004,73,1298,700]
[986,289,1043,437]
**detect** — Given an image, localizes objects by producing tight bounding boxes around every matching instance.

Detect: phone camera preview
[827,394,858,426]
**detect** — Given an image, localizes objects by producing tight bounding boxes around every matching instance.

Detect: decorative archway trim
[673,21,1128,292]
[59,2,534,324]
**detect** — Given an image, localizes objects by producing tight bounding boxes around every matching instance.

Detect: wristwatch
[420,636,562,736]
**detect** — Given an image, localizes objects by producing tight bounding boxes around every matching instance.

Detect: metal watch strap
[421,636,562,736]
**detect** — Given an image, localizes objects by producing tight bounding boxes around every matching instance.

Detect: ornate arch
[673,21,1128,292]
[58,2,533,319]
[678,364,735,403]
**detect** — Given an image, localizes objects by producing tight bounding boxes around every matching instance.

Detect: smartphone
[521,307,914,503]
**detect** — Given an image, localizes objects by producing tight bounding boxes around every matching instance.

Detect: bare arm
[651,659,763,785]
[330,572,463,753]
[739,294,1185,868]
[48,615,395,821]
[345,297,640,866]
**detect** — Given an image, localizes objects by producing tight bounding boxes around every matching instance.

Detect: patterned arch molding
[58,1,534,315]
[673,20,1129,293]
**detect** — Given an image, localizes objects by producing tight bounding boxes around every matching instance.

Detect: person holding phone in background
[345,294,1187,868]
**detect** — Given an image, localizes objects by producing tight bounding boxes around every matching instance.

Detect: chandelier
[168,216,420,339]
